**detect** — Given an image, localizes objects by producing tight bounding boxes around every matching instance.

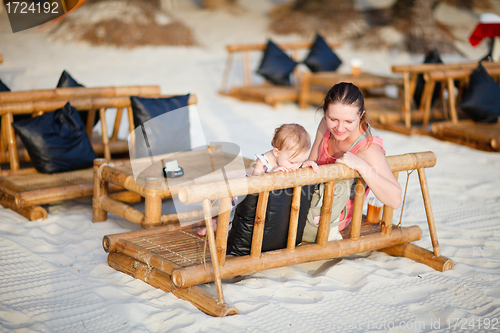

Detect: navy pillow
[0,78,10,92]
[303,33,342,72]
[130,94,191,157]
[12,102,96,174]
[227,184,315,256]
[257,40,298,86]
[459,63,500,123]
[56,70,99,126]
[413,49,443,107]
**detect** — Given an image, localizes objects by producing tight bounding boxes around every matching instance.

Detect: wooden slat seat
[103,151,454,317]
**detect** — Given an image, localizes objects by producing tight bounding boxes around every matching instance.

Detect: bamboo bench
[220,42,341,108]
[427,68,500,151]
[0,94,197,220]
[102,151,453,317]
[0,85,161,164]
[379,61,500,132]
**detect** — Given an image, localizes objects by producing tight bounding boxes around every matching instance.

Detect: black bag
[12,102,96,174]
[227,185,315,256]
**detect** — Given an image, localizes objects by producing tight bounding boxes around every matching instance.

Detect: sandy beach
[1,1,500,332]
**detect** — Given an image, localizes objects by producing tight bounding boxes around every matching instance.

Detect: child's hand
[301,160,318,173]
[272,166,291,172]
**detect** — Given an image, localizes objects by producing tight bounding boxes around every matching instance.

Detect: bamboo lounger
[102,151,454,317]
[0,85,161,163]
[385,61,500,131]
[427,68,500,151]
[220,42,341,108]
[0,94,197,220]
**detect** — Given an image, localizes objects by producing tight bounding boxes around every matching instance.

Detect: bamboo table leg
[417,167,440,257]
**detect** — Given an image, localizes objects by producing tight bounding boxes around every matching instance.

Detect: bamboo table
[299,71,403,109]
[93,145,255,228]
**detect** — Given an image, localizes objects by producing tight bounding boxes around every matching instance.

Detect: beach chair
[0,94,197,220]
[102,151,453,317]
[428,68,500,151]
[0,85,161,164]
[220,42,340,108]
[373,61,500,133]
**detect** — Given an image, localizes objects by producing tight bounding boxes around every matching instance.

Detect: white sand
[1,2,500,332]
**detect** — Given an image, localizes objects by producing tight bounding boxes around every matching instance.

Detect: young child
[198,123,317,236]
[253,123,318,175]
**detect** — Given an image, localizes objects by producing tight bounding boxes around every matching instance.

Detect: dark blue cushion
[227,185,315,256]
[459,63,500,123]
[0,78,10,92]
[12,102,96,174]
[257,40,298,86]
[56,70,99,126]
[130,94,191,157]
[303,33,342,72]
[413,49,443,107]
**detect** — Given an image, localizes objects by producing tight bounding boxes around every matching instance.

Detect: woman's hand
[272,166,291,172]
[300,160,319,173]
[336,152,368,172]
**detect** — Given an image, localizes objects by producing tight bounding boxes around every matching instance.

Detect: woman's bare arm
[308,118,327,162]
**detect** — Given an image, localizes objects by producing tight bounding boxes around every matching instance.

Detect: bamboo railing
[103,151,453,316]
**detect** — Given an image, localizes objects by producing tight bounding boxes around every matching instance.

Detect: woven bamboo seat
[220,42,340,108]
[103,151,453,317]
[0,93,197,220]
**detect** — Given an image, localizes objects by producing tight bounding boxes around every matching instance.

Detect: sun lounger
[0,85,161,163]
[428,67,500,151]
[220,42,340,108]
[0,94,197,220]
[102,151,453,317]
[383,61,500,132]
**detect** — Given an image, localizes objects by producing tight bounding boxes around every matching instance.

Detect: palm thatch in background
[50,0,196,48]
[271,0,494,54]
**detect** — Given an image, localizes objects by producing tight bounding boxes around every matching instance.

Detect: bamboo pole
[350,178,366,242]
[403,72,411,129]
[0,85,161,103]
[179,152,437,205]
[286,186,301,251]
[110,107,123,142]
[243,51,251,86]
[417,167,440,257]
[202,198,225,305]
[250,191,269,258]
[381,172,399,236]
[108,252,238,317]
[421,76,436,129]
[86,109,96,139]
[98,196,144,226]
[216,197,232,265]
[108,190,142,203]
[446,77,459,124]
[143,178,162,226]
[317,181,334,247]
[391,61,500,73]
[299,71,311,109]
[99,107,111,160]
[379,243,453,272]
[93,158,109,222]
[171,225,422,288]
[15,183,93,208]
[3,113,19,171]
[0,193,47,220]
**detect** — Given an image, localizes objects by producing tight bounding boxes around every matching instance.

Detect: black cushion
[130,95,191,157]
[413,49,443,107]
[12,102,96,174]
[0,78,10,92]
[227,184,315,256]
[459,63,500,123]
[303,33,342,72]
[56,70,99,126]
[257,40,298,86]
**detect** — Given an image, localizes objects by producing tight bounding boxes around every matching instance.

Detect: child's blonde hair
[271,124,311,158]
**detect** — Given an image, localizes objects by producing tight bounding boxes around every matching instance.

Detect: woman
[302,82,401,242]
